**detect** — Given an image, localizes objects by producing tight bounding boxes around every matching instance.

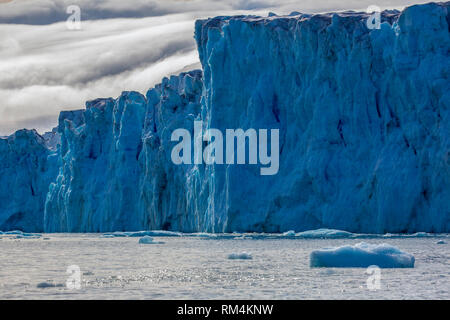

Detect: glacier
[0,2,449,233]
[0,130,57,232]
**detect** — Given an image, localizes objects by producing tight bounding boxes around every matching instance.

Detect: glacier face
[1,2,449,233]
[0,130,58,232]
[44,71,207,232]
[194,2,450,233]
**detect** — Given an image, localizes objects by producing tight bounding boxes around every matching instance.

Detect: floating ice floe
[102,230,181,238]
[227,252,253,260]
[295,228,354,239]
[36,282,64,288]
[382,232,434,238]
[310,242,415,268]
[97,228,449,240]
[191,232,219,238]
[138,236,164,244]
[0,230,41,239]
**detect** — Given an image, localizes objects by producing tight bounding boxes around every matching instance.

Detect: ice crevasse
[0,2,449,233]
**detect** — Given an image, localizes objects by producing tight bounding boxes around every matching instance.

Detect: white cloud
[0,0,429,135]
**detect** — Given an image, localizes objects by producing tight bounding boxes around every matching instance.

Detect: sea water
[0,234,448,299]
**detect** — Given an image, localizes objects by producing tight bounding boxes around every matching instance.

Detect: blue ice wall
[44,71,206,232]
[0,130,58,232]
[194,2,450,233]
[0,3,448,233]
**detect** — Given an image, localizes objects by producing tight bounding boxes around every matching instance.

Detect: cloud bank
[0,0,429,135]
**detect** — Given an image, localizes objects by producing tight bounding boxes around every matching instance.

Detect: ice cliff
[44,71,206,232]
[0,130,57,232]
[1,2,449,233]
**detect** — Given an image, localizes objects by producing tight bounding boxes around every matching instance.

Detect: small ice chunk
[100,234,115,238]
[191,232,218,238]
[4,230,23,235]
[410,232,432,237]
[138,236,164,244]
[37,282,64,288]
[15,233,41,239]
[139,236,154,244]
[282,230,296,237]
[310,242,415,268]
[436,240,446,244]
[227,252,253,260]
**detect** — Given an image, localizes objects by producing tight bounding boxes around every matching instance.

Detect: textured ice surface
[194,2,450,233]
[44,71,204,232]
[310,242,415,268]
[0,3,449,233]
[0,130,57,232]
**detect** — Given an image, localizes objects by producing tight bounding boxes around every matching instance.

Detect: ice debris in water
[36,282,64,288]
[295,229,354,239]
[227,252,253,260]
[282,230,296,237]
[0,230,41,239]
[310,242,415,268]
[138,236,164,244]
[102,230,181,238]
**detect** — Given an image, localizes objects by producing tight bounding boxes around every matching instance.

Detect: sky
[0,0,429,135]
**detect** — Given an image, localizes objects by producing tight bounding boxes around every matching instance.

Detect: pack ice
[0,3,449,233]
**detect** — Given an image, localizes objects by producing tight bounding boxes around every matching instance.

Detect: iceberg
[138,236,164,244]
[310,242,415,268]
[0,3,448,233]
